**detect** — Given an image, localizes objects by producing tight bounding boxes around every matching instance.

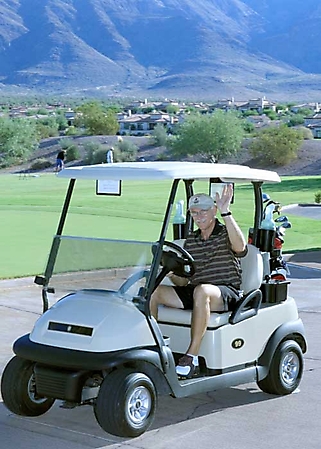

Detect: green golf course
[0,173,320,279]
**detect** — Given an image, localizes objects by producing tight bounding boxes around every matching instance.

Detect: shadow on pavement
[1,385,277,447]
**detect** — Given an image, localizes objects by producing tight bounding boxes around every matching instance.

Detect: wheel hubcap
[28,375,48,404]
[127,386,152,425]
[281,351,300,385]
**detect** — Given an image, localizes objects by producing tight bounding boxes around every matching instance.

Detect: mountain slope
[0,0,320,99]
[243,0,321,73]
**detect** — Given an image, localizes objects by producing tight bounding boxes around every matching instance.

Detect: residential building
[304,113,321,138]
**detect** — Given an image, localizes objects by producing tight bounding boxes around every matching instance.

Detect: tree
[170,110,244,162]
[287,114,305,127]
[263,109,278,120]
[35,117,59,139]
[54,113,68,132]
[166,104,179,114]
[74,102,118,135]
[142,106,154,114]
[152,123,168,146]
[249,125,303,165]
[0,117,38,167]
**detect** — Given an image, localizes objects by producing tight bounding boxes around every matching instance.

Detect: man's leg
[150,285,184,320]
[176,284,224,378]
[186,284,225,356]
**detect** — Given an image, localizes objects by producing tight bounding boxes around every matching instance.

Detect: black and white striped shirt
[184,220,246,289]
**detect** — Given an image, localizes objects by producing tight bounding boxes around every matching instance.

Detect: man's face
[189,206,216,229]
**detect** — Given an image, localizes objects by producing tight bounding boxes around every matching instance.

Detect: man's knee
[193,284,224,310]
[193,285,210,307]
[151,285,165,305]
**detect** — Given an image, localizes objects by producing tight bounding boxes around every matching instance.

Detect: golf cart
[1,162,307,438]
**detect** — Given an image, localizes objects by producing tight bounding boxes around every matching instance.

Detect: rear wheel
[258,340,303,395]
[94,368,157,437]
[1,356,55,416]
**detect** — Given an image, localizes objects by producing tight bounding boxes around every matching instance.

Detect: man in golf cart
[150,184,247,379]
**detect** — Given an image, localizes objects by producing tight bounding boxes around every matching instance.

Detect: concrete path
[282,203,321,220]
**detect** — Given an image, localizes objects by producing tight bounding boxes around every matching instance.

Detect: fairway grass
[0,173,320,279]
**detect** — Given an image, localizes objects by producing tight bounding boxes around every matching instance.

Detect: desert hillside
[1,136,321,177]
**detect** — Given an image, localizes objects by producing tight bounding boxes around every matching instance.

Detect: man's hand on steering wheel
[160,241,195,278]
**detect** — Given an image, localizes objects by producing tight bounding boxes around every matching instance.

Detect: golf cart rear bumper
[13,334,163,371]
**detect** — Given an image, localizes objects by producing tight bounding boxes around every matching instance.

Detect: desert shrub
[0,116,38,166]
[249,125,303,165]
[0,156,14,168]
[65,126,78,136]
[66,144,80,162]
[36,121,59,139]
[59,138,74,150]
[29,158,52,170]
[296,126,314,140]
[83,141,103,164]
[116,140,138,161]
[92,148,108,164]
[154,149,172,161]
[315,191,321,204]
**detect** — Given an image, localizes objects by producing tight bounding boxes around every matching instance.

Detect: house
[209,98,236,111]
[64,109,76,126]
[118,112,178,135]
[304,113,321,138]
[245,114,272,128]
[236,97,276,114]
[290,103,320,114]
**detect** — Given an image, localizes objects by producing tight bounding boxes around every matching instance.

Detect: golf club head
[282,221,292,229]
[262,193,270,203]
[277,222,292,236]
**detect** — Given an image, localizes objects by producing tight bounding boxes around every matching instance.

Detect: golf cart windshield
[46,236,154,298]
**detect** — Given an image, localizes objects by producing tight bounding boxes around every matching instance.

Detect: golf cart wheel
[94,368,157,437]
[1,356,55,416]
[258,340,303,395]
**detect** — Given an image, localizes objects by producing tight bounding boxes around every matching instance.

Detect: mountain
[242,0,321,73]
[0,0,321,100]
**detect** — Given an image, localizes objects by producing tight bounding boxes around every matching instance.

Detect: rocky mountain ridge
[0,0,321,100]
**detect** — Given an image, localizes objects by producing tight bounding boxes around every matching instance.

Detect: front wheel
[94,368,157,437]
[1,356,55,416]
[258,340,304,395]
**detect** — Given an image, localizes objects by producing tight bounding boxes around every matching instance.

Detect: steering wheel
[158,240,195,278]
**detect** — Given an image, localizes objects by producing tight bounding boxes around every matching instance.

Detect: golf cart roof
[58,161,280,183]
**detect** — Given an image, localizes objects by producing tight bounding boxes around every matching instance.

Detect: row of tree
[0,101,309,168]
[153,110,307,165]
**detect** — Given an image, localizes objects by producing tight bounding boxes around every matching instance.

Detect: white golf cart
[1,162,307,438]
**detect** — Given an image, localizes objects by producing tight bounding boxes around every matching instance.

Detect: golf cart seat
[158,244,263,328]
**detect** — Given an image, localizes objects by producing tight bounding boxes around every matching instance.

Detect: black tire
[94,368,157,437]
[1,356,55,416]
[258,340,304,395]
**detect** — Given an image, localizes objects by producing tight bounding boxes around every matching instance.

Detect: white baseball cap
[188,193,215,210]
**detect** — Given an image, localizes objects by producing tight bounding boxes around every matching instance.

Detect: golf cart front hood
[30,290,155,352]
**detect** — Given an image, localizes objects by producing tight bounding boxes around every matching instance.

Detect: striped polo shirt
[184,219,246,289]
